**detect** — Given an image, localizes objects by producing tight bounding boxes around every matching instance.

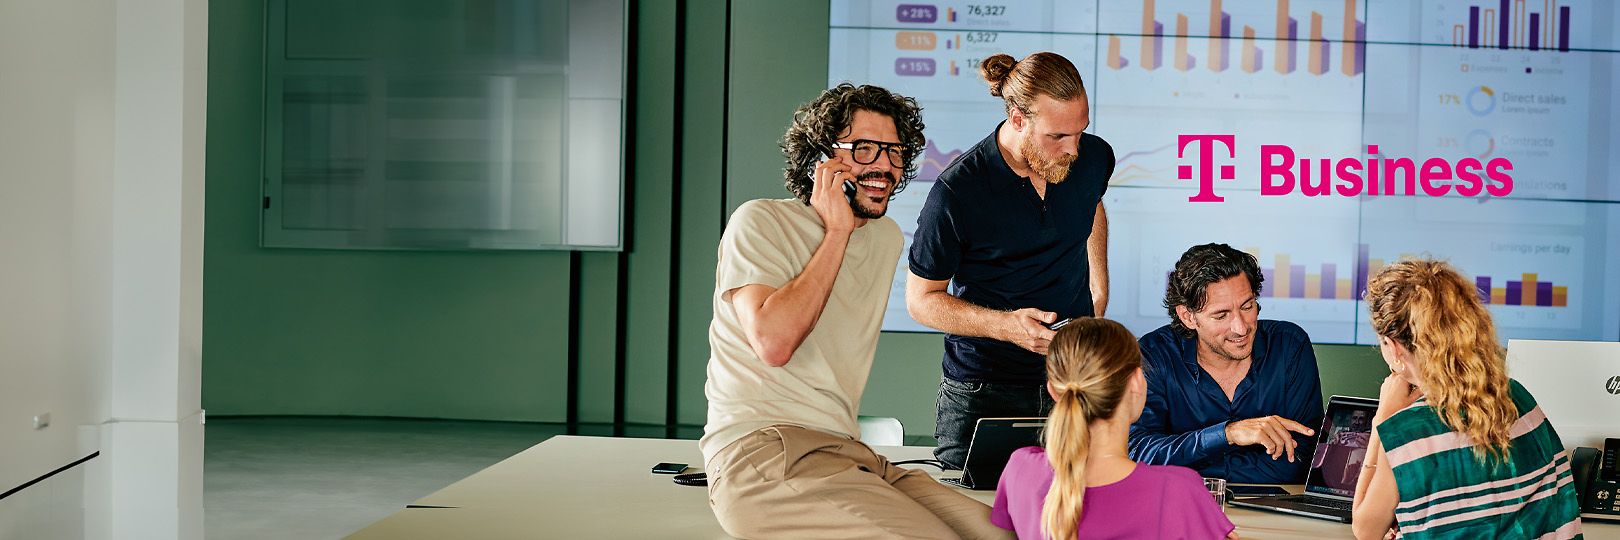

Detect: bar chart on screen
[1113,188,1362,343]
[1438,0,1583,51]
[1092,0,1364,162]
[1358,196,1620,341]
[1099,0,1365,77]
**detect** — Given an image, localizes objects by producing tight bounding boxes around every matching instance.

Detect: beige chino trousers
[706,424,1013,539]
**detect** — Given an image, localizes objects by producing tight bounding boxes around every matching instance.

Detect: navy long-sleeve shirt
[1128,320,1325,484]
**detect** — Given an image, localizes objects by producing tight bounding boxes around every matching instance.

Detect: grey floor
[204,417,933,539]
[204,418,571,540]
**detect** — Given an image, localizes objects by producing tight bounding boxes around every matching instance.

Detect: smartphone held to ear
[812,154,861,210]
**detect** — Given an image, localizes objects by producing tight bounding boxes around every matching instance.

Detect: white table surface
[346,435,1620,539]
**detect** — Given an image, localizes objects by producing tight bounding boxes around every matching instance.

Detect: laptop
[1505,339,1620,450]
[1229,395,1380,523]
[941,417,1045,490]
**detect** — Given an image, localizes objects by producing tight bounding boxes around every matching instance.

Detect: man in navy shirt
[1128,243,1325,483]
[906,52,1114,468]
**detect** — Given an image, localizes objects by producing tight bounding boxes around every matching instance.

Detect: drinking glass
[1203,477,1229,508]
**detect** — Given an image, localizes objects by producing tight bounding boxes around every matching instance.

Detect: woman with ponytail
[990,318,1236,539]
[1351,259,1583,540]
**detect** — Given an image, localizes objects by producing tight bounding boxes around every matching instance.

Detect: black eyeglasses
[829,139,911,167]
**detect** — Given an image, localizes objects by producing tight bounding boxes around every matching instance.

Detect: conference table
[346,435,1620,539]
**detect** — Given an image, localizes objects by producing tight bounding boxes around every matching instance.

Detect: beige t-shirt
[700,198,903,465]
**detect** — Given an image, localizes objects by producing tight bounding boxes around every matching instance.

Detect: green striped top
[1376,378,1584,540]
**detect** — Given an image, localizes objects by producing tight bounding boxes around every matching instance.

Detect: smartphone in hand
[813,153,860,211]
[1046,317,1074,331]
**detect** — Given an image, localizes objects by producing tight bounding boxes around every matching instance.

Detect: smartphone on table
[650,462,688,475]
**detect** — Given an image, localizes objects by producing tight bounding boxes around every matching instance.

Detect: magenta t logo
[1177,134,1236,202]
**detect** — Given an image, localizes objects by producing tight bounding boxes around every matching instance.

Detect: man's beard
[1199,333,1254,363]
[852,171,894,219]
[1021,132,1077,184]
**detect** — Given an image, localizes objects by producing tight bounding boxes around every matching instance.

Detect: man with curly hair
[701,83,1009,539]
[1128,243,1324,484]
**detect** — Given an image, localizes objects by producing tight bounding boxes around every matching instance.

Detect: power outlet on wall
[32,412,50,430]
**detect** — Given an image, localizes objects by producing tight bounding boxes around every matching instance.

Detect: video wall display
[830,0,1620,343]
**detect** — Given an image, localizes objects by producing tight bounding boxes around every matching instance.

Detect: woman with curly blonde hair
[1351,259,1583,540]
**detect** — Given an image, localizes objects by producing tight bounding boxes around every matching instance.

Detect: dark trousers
[933,377,1055,470]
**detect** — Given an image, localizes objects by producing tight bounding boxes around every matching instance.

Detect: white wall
[0,458,88,540]
[0,2,117,535]
[0,1,207,539]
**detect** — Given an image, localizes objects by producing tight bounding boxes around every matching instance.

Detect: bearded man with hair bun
[905,52,1116,470]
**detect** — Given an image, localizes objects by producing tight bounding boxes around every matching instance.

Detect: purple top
[992,447,1235,539]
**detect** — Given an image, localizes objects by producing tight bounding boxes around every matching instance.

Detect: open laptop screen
[1305,397,1378,498]
[955,417,1044,489]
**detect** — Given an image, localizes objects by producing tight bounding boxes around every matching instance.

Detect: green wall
[203,0,1387,436]
[204,0,573,421]
[203,0,684,424]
